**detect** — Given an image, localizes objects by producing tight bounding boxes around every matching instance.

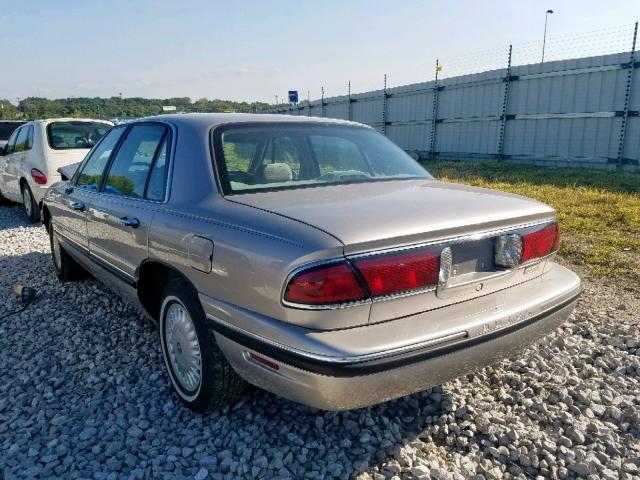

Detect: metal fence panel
[268,35,639,170]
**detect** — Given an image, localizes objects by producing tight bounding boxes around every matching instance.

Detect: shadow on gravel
[0,202,41,232]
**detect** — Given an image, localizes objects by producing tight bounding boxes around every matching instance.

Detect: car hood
[229,179,556,253]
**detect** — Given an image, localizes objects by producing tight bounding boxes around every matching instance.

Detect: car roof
[141,112,369,131]
[33,118,113,125]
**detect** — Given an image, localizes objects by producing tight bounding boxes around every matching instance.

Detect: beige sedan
[42,113,581,411]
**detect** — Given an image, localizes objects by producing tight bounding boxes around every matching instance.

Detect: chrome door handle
[70,202,85,211]
[118,217,140,228]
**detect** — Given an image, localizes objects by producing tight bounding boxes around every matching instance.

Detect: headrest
[263,162,293,183]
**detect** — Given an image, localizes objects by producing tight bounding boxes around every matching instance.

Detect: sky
[0,0,638,104]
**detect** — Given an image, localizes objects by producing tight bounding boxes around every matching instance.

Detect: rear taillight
[521,222,559,263]
[31,168,47,185]
[284,262,366,305]
[351,248,440,297]
[284,248,442,306]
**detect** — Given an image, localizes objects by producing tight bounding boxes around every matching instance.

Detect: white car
[0,118,112,221]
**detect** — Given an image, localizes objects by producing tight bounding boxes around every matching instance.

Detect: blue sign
[288,90,298,104]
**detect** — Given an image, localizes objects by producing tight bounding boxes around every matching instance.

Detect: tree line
[0,96,273,120]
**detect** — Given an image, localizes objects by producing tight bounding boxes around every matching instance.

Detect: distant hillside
[0,97,273,120]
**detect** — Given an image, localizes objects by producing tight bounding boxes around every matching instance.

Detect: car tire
[21,183,40,223]
[159,277,247,411]
[49,226,88,281]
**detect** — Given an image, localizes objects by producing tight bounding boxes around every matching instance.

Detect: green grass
[423,161,640,285]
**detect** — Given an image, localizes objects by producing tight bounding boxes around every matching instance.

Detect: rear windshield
[212,123,432,194]
[0,122,25,141]
[46,121,111,150]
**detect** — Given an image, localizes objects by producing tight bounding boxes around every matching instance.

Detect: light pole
[541,9,554,64]
[119,92,124,118]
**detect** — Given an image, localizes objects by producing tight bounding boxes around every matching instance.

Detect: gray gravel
[0,203,639,480]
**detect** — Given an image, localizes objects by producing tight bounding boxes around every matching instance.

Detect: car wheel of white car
[21,183,40,223]
[49,226,88,281]
[159,277,247,411]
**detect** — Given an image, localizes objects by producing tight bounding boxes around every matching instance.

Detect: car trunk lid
[229,179,555,254]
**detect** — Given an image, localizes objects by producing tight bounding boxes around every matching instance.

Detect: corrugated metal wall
[270,52,639,170]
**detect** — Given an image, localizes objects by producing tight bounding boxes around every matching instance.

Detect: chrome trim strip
[371,285,437,304]
[281,218,557,310]
[207,313,468,364]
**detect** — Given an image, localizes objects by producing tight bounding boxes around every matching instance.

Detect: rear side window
[26,125,34,149]
[14,127,30,153]
[76,126,126,190]
[47,121,110,150]
[145,137,170,201]
[4,128,20,154]
[102,124,168,199]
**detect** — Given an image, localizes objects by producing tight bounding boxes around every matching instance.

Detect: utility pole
[541,9,554,64]
[119,92,124,118]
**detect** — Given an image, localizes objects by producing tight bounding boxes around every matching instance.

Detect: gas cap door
[187,235,214,273]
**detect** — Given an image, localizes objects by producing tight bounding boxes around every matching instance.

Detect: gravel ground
[0,203,639,480]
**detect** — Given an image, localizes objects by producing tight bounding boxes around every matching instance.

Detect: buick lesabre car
[42,114,581,411]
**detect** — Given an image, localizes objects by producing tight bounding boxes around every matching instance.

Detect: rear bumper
[204,263,581,410]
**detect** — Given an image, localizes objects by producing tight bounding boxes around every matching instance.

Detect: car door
[87,123,170,282]
[53,126,127,252]
[7,125,32,198]
[0,128,20,199]
[0,126,28,201]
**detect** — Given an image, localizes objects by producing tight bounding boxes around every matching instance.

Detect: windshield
[46,121,111,150]
[213,123,432,194]
[0,122,25,141]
